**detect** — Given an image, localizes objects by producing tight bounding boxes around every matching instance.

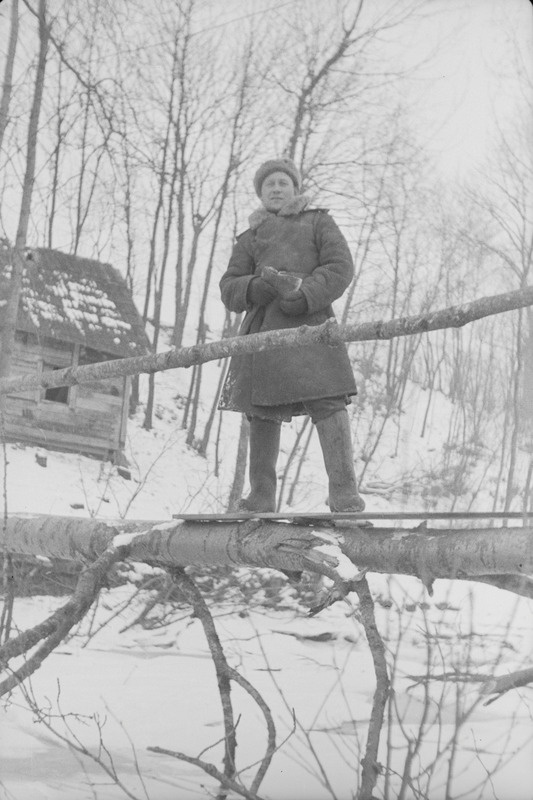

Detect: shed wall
[3,335,128,458]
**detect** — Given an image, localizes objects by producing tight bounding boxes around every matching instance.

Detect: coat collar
[248,195,311,230]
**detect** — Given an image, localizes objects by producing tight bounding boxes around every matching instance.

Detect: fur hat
[253,158,301,197]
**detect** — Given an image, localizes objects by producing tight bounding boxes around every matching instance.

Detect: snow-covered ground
[2,578,532,800]
[1,361,532,799]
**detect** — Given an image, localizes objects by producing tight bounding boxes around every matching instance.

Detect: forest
[0,1,532,799]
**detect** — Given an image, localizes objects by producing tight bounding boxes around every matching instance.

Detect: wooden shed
[0,243,150,460]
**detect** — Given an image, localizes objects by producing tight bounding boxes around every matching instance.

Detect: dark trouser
[301,396,347,424]
[248,395,348,424]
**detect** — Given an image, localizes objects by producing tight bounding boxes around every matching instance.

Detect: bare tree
[184,44,257,448]
[462,92,533,513]
[0,0,49,381]
[0,0,19,157]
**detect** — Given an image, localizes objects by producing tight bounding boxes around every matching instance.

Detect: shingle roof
[0,244,150,357]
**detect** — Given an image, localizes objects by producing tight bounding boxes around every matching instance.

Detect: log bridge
[3,513,532,599]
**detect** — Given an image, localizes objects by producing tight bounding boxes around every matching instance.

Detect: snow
[1,358,532,799]
[1,582,531,800]
[310,535,366,583]
[18,269,134,343]
[112,530,151,548]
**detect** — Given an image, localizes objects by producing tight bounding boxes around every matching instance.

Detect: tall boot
[315,409,365,512]
[239,418,281,512]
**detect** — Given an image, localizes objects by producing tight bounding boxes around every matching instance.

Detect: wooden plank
[3,414,115,440]
[13,339,40,358]
[2,424,113,457]
[8,347,41,401]
[4,336,122,453]
[2,399,118,441]
[11,354,39,369]
[3,396,36,411]
[172,511,533,522]
[68,343,80,410]
[74,394,122,444]
[77,378,123,396]
[41,349,72,367]
[76,391,122,412]
[7,388,39,402]
[118,376,131,448]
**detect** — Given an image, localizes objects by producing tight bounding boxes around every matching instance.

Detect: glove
[262,265,302,298]
[280,290,308,316]
[247,277,278,306]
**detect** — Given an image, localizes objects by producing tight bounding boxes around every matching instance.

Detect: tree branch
[229,667,276,796]
[355,577,390,800]
[147,746,265,800]
[482,667,533,704]
[0,540,129,696]
[171,567,237,794]
[170,567,277,797]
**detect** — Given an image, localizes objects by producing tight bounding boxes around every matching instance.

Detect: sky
[0,0,531,177]
[1,0,531,194]
[0,0,532,326]
[391,0,533,178]
[181,0,533,179]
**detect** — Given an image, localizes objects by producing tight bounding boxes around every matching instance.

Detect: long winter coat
[218,195,357,416]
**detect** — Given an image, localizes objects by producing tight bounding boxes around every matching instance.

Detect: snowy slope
[1,352,532,800]
[1,578,532,800]
[1,344,511,521]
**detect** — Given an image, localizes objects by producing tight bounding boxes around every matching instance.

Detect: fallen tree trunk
[3,515,532,592]
[1,285,532,396]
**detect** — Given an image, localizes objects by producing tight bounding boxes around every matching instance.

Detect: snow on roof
[0,245,150,357]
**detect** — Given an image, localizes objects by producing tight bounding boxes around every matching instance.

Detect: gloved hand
[262,265,303,298]
[280,290,308,316]
[247,277,278,306]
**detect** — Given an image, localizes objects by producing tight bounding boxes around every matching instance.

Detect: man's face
[260,171,296,212]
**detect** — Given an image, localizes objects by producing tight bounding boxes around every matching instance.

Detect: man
[219,157,365,513]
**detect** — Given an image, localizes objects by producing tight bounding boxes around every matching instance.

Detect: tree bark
[2,515,531,590]
[0,0,19,155]
[483,666,533,701]
[2,285,533,397]
[225,415,249,511]
[0,0,48,381]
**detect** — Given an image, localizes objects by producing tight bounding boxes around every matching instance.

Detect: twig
[406,670,494,688]
[19,680,145,800]
[0,409,15,643]
[148,746,265,800]
[228,667,276,795]
[118,574,174,633]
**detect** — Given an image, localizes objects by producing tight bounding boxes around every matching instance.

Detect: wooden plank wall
[2,338,127,458]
